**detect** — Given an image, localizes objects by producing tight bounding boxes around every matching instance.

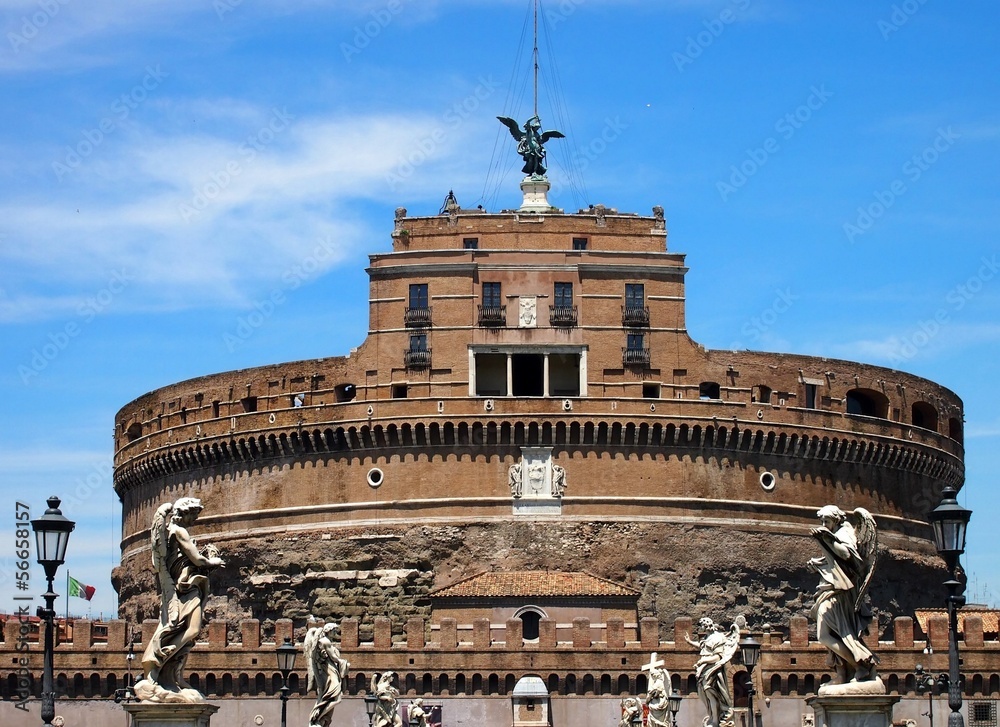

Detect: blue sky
[1,0,998,619]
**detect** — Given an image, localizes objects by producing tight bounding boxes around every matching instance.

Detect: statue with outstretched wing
[498,115,565,176]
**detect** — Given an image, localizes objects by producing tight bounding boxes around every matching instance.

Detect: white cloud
[0,108,486,322]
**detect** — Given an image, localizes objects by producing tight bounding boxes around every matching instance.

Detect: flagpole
[65,570,69,621]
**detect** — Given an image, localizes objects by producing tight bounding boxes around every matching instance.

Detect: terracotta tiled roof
[429,571,639,599]
[914,608,999,634]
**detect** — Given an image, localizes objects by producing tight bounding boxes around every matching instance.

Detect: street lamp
[915,663,949,727]
[668,690,682,726]
[928,486,972,727]
[31,496,75,727]
[275,637,298,727]
[365,691,378,727]
[740,635,762,727]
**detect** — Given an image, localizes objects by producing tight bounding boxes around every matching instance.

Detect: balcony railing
[549,305,578,327]
[404,348,432,369]
[622,347,650,367]
[478,304,507,327]
[404,306,432,327]
[622,305,650,327]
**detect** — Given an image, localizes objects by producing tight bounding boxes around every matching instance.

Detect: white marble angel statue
[408,698,428,727]
[642,652,672,727]
[685,617,740,727]
[807,505,880,688]
[372,671,403,727]
[135,497,224,703]
[619,696,642,727]
[305,622,350,727]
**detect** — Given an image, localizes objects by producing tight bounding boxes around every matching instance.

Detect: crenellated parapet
[2,614,998,701]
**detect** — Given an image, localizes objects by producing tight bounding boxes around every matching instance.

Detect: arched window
[515,606,546,642]
[334,383,357,402]
[699,381,721,400]
[912,402,939,431]
[846,388,889,418]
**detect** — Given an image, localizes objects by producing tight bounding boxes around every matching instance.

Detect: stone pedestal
[123,702,220,727]
[519,176,554,213]
[807,694,899,727]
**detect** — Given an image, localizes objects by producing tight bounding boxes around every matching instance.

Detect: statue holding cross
[642,652,672,727]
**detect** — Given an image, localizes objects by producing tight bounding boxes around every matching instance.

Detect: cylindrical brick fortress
[112,207,963,633]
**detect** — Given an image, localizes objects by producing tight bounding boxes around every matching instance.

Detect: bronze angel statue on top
[498,115,565,177]
[807,505,880,689]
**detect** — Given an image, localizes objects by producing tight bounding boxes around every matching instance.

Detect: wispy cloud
[0,107,486,322]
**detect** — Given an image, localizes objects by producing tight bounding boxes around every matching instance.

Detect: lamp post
[365,691,378,727]
[668,690,682,727]
[30,496,75,727]
[275,636,298,727]
[739,635,762,727]
[928,486,972,727]
[915,663,949,727]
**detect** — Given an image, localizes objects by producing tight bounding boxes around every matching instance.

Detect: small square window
[643,383,661,398]
[392,384,408,399]
[463,237,478,249]
[572,237,587,250]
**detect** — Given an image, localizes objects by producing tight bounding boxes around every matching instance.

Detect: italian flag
[68,575,96,601]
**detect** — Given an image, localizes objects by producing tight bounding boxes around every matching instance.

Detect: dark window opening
[627,333,645,351]
[949,416,963,443]
[643,382,661,398]
[752,385,772,404]
[475,354,507,396]
[572,237,587,250]
[391,384,407,399]
[804,383,818,409]
[845,388,889,418]
[519,610,543,641]
[334,384,357,403]
[240,396,257,413]
[699,381,721,400]
[125,423,143,442]
[512,354,544,397]
[912,402,939,431]
[463,237,478,249]
[549,353,581,396]
[625,283,645,308]
[212,400,221,418]
[554,282,573,308]
[483,282,502,308]
[409,283,428,309]
[409,334,427,352]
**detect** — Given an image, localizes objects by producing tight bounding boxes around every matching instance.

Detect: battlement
[3,614,998,702]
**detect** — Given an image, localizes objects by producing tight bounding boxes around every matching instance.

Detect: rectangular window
[409,283,428,309]
[554,282,573,308]
[625,283,645,307]
[805,383,817,409]
[642,382,661,399]
[627,332,645,350]
[391,384,408,399]
[409,333,427,352]
[463,237,478,249]
[482,282,502,308]
[572,237,588,250]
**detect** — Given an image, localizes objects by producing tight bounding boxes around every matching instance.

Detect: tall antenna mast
[533,0,539,117]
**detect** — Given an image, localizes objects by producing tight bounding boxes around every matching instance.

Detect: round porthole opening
[759,471,776,491]
[367,468,384,488]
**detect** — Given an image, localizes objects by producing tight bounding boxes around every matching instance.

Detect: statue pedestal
[123,702,220,727]
[519,176,554,213]
[807,693,899,727]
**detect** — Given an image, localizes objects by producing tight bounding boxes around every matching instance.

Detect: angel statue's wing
[852,507,879,611]
[721,622,741,665]
[497,116,524,141]
[371,671,380,696]
[149,502,174,620]
[539,130,565,144]
[304,626,320,693]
